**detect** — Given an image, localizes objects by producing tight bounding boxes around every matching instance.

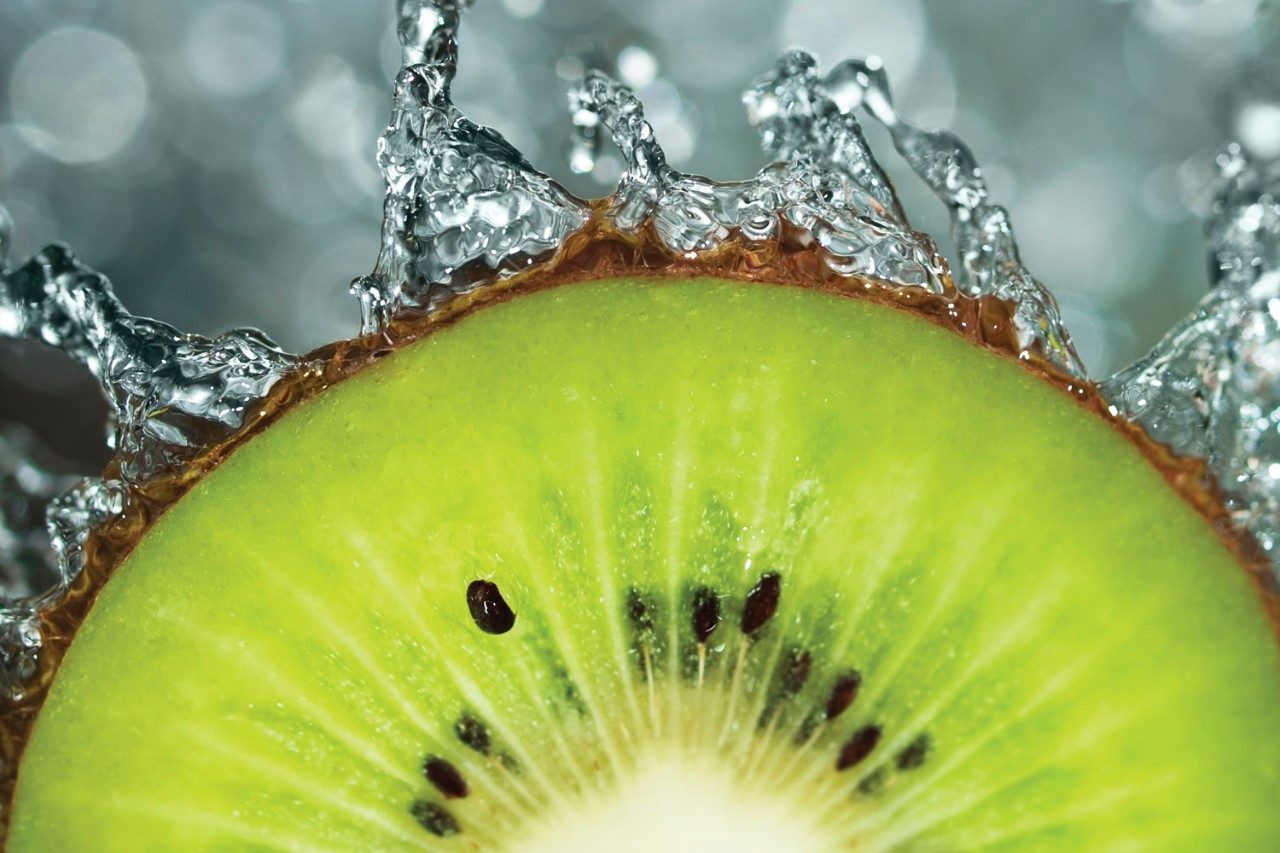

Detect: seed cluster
[414,571,934,837]
[623,572,936,789]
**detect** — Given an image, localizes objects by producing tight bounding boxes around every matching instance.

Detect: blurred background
[1,0,1278,472]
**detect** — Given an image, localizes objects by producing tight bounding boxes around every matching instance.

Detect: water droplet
[617,46,658,89]
[188,1,286,98]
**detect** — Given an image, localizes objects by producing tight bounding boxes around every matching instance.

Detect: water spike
[1104,146,1280,568]
[0,426,74,608]
[737,52,948,288]
[355,0,589,332]
[397,0,470,69]
[0,244,296,482]
[350,275,393,337]
[44,477,128,602]
[569,71,672,231]
[564,57,945,283]
[0,426,126,699]
[818,58,1084,376]
[572,65,917,270]
[745,51,904,222]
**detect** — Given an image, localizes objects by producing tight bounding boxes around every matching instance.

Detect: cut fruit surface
[9,277,1280,849]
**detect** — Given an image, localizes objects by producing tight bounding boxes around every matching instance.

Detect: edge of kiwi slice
[3,221,1278,845]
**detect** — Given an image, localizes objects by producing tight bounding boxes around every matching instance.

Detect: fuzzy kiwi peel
[4,266,1280,849]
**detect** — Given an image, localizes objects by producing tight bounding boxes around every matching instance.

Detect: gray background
[2,0,1278,471]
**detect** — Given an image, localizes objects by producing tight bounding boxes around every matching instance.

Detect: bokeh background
[1,0,1278,472]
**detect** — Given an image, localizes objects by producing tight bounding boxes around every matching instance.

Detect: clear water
[1103,147,1280,557]
[0,0,1276,696]
[0,427,124,697]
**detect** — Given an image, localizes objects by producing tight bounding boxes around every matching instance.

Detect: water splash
[0,245,296,482]
[0,228,297,694]
[569,54,946,288]
[0,426,124,698]
[350,0,588,334]
[0,427,71,607]
[357,2,1083,373]
[828,58,1085,376]
[3,0,1277,698]
[1104,146,1280,565]
[737,52,1084,372]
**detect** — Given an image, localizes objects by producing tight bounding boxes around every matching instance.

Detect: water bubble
[1235,101,1280,160]
[10,28,149,164]
[1140,163,1193,222]
[617,46,658,89]
[1136,0,1262,43]
[556,55,586,82]
[290,59,380,163]
[1221,72,1280,162]
[188,1,286,98]
[501,0,545,18]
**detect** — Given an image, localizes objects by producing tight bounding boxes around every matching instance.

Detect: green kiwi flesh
[8,277,1280,849]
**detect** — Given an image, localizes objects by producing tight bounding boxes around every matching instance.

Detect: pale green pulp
[10,278,1280,849]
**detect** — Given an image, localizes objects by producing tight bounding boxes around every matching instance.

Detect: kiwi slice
[6,275,1280,848]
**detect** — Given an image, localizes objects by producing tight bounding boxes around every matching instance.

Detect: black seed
[626,587,656,636]
[691,586,720,644]
[781,649,813,695]
[411,800,461,837]
[455,714,491,755]
[741,572,781,635]
[896,733,931,771]
[826,671,862,720]
[466,579,516,634]
[836,724,882,771]
[422,756,469,799]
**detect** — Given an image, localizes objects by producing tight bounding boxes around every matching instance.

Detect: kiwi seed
[741,572,782,635]
[466,579,516,634]
[690,585,720,644]
[825,671,861,720]
[409,800,461,837]
[836,725,883,771]
[422,755,469,799]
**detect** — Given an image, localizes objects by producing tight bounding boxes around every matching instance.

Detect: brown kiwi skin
[2,212,1275,831]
